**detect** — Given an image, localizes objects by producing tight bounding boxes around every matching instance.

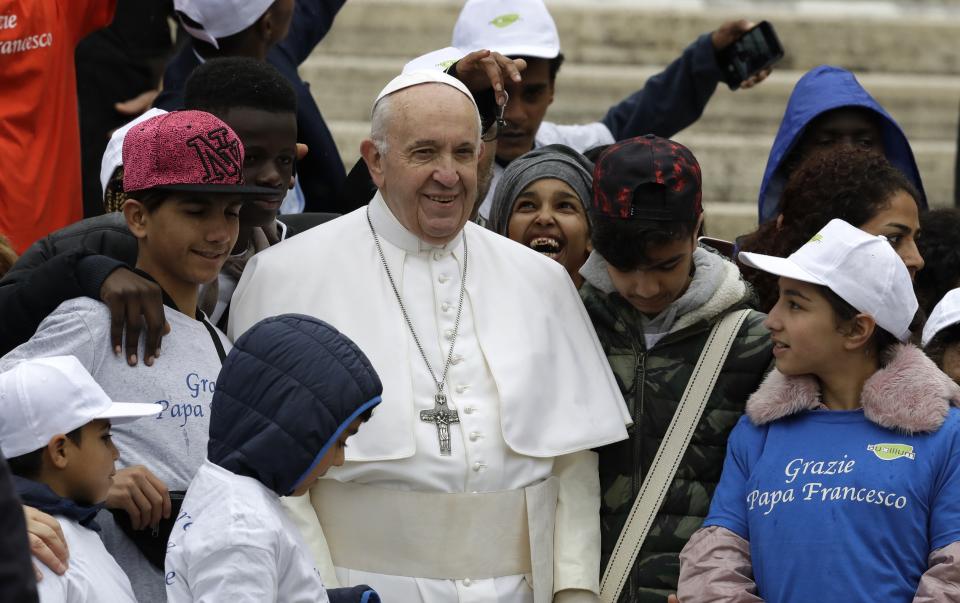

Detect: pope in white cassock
[228,69,631,603]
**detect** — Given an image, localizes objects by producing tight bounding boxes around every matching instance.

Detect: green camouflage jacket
[581,253,772,603]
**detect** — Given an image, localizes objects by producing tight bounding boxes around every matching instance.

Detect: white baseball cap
[0,356,160,459]
[452,0,560,59]
[100,108,168,198]
[738,219,918,342]
[374,69,478,112]
[174,0,275,49]
[922,288,960,347]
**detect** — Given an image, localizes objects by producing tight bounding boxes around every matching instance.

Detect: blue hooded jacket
[207,314,382,498]
[758,65,926,223]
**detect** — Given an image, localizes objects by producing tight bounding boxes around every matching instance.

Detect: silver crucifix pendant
[420,393,460,455]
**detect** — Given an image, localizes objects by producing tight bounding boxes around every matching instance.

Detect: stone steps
[304,55,960,141]
[309,0,960,240]
[313,0,960,74]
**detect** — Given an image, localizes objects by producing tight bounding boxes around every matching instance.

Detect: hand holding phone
[716,20,784,91]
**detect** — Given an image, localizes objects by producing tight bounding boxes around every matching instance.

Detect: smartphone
[717,21,785,90]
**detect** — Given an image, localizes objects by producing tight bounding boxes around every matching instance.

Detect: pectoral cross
[420,393,460,456]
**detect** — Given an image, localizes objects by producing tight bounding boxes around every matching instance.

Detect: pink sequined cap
[122,110,276,197]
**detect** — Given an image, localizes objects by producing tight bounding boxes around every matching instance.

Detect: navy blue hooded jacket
[758,65,926,223]
[207,314,382,498]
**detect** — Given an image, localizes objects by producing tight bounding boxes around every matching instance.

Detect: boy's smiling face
[127,193,242,291]
[220,107,298,228]
[58,419,119,506]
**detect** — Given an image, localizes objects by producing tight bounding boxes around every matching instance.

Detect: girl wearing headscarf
[489,144,594,287]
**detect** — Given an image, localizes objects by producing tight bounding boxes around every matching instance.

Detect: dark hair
[925,323,960,370]
[591,216,695,271]
[184,57,297,117]
[514,53,565,83]
[916,208,960,315]
[739,147,921,311]
[547,53,565,82]
[7,427,83,479]
[582,143,611,163]
[124,189,171,213]
[818,285,916,365]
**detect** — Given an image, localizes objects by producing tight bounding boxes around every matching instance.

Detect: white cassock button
[455,384,469,394]
[444,329,455,340]
[472,462,485,472]
[469,432,480,441]
[463,578,472,587]
[451,354,464,365]
[438,274,450,284]
[441,302,452,312]
[434,251,445,261]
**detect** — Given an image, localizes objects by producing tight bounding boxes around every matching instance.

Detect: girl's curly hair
[916,208,960,315]
[739,146,921,311]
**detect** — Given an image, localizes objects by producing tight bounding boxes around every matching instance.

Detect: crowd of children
[2,0,960,602]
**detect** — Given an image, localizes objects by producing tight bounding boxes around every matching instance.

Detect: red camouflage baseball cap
[590,134,703,222]
[122,110,278,198]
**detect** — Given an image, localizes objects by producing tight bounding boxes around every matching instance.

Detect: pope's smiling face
[363,84,482,246]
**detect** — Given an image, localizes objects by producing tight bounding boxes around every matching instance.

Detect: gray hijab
[488,144,594,236]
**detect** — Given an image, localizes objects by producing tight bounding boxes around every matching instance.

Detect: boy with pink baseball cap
[1,356,159,602]
[0,110,274,601]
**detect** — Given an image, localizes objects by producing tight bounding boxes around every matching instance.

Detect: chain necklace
[366,207,467,455]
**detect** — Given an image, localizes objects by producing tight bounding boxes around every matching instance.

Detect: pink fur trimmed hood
[747,344,960,434]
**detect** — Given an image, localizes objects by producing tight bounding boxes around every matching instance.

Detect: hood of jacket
[747,344,960,433]
[208,314,383,496]
[580,245,754,337]
[758,65,926,223]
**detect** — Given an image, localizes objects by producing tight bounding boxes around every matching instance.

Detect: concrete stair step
[327,120,957,208]
[303,55,960,142]
[314,0,960,75]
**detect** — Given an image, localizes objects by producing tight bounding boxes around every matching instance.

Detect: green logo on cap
[867,443,916,461]
[437,59,457,70]
[809,233,824,243]
[490,13,520,28]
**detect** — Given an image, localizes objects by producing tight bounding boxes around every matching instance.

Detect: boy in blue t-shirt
[678,219,960,602]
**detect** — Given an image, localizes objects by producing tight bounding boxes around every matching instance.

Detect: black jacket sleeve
[601,33,723,141]
[0,246,125,356]
[0,454,38,603]
[274,0,348,66]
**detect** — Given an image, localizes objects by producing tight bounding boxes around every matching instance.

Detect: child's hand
[668,595,681,603]
[100,268,170,367]
[106,465,171,530]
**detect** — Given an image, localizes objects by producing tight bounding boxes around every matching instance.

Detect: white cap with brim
[374,69,478,113]
[452,0,560,59]
[0,356,160,459]
[100,108,168,198]
[174,0,275,49]
[922,288,960,347]
[738,218,918,342]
